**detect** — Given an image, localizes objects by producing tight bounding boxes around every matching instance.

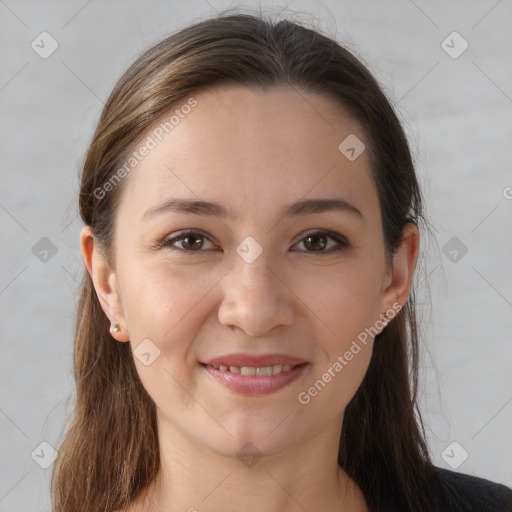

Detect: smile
[203,362,309,395]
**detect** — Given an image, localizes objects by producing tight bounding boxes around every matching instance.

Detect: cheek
[117,259,229,399]
[293,307,374,447]
[119,259,225,341]
[293,259,384,346]
[291,259,382,407]
[117,261,224,415]
[296,295,375,423]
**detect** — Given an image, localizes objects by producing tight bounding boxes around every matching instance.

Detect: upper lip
[203,353,308,367]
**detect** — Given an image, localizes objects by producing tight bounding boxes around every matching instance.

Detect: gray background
[1,1,511,510]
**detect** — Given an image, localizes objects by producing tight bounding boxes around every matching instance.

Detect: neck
[133,415,366,512]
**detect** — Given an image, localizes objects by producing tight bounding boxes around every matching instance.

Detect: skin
[81,84,419,512]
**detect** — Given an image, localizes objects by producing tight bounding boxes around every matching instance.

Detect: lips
[202,353,309,395]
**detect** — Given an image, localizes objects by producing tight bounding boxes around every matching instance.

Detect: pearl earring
[110,323,120,333]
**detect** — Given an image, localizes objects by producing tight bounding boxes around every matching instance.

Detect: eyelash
[157,229,349,255]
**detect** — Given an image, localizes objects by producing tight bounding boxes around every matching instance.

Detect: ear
[378,223,420,315]
[80,225,130,342]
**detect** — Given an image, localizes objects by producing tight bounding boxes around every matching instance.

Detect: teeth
[256,366,272,376]
[211,364,297,376]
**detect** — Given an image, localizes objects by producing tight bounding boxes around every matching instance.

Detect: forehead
[118,83,379,222]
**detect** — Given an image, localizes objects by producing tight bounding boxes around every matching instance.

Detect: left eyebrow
[283,198,363,219]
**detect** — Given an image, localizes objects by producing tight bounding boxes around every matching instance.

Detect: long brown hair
[52,11,440,511]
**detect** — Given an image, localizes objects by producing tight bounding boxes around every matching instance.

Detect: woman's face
[86,84,413,459]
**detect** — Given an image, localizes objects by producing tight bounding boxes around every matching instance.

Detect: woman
[51,12,512,512]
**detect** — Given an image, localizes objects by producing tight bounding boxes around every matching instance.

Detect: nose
[217,256,295,337]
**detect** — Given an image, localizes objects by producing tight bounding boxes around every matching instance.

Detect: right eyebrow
[144,198,230,220]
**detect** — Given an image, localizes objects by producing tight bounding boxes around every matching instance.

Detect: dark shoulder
[434,466,512,512]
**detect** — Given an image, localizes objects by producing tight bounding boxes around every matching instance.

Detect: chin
[195,412,314,462]
[209,431,301,463]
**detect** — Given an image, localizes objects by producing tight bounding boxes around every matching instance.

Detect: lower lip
[203,363,309,396]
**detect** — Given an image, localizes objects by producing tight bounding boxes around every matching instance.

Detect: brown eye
[293,230,349,254]
[161,231,217,252]
[304,234,327,251]
[181,234,204,250]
